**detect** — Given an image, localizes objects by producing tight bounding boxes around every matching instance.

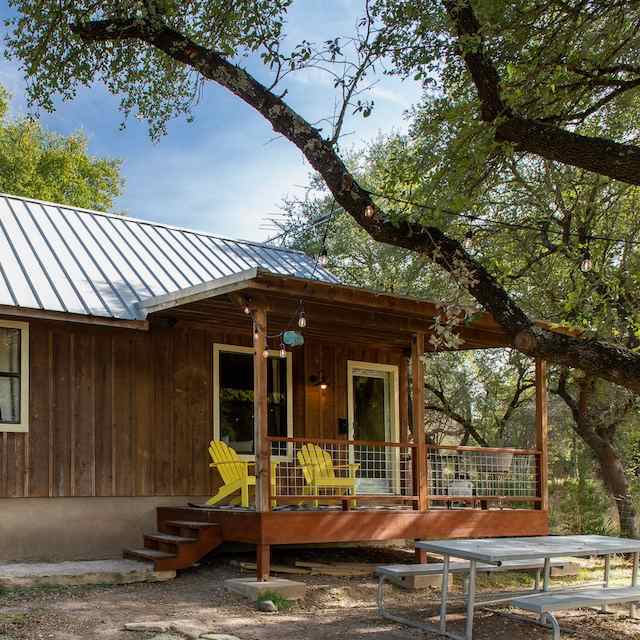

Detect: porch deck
[126,435,549,572]
[155,503,549,547]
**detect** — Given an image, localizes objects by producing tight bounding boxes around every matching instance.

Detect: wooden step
[165,520,220,529]
[124,509,225,572]
[124,548,176,564]
[145,533,198,545]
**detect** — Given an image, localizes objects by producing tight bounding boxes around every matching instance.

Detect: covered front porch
[134,268,550,578]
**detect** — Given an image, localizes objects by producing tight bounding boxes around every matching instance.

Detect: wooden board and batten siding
[0,315,407,500]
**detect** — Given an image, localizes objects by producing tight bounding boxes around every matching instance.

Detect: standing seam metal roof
[0,193,339,321]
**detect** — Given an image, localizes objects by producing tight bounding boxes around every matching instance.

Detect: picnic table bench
[377,535,640,640]
[377,556,572,587]
[511,586,640,639]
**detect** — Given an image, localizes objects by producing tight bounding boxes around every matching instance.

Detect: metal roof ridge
[0,191,312,257]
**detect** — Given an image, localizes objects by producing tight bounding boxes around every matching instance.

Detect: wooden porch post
[254,306,271,580]
[412,333,428,562]
[535,358,549,512]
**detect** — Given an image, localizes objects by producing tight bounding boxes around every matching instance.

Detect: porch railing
[427,445,541,508]
[259,437,541,509]
[267,436,417,506]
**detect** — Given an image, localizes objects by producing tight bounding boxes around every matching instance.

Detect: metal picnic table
[414,534,640,640]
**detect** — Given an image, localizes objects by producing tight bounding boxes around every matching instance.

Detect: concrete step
[0,559,175,588]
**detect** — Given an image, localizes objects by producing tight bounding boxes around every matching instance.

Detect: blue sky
[0,2,421,241]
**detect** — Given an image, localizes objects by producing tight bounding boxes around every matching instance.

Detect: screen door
[348,363,399,494]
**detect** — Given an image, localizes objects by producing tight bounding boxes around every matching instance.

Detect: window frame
[213,343,293,460]
[0,320,29,433]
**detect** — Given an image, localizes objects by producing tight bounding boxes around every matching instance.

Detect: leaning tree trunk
[570,417,639,538]
[578,427,639,538]
[556,373,639,538]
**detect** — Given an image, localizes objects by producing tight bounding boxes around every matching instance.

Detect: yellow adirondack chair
[297,443,360,507]
[207,440,278,508]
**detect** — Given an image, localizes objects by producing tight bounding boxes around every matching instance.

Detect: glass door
[348,362,400,494]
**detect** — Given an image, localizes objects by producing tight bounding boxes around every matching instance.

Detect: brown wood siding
[0,315,408,499]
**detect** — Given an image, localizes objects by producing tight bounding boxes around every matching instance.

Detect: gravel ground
[1,546,639,640]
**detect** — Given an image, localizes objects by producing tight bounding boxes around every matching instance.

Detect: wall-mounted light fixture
[309,372,328,390]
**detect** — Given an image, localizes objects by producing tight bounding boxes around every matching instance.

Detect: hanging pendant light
[279,343,287,359]
[318,249,329,267]
[463,231,474,250]
[580,252,593,272]
[298,310,307,328]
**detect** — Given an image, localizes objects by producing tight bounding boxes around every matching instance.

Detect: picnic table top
[415,535,640,565]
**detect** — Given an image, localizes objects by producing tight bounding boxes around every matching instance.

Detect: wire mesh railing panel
[267,436,416,503]
[427,446,539,506]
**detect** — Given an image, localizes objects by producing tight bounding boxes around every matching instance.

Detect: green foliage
[256,590,292,611]
[551,477,617,537]
[5,1,292,138]
[0,87,121,209]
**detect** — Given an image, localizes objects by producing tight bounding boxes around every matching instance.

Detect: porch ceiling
[140,268,514,351]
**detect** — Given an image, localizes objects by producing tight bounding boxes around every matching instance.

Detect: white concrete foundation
[0,496,208,562]
[225,577,306,601]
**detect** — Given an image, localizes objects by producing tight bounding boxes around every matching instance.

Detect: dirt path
[1,547,639,639]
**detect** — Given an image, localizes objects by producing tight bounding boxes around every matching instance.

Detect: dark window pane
[219,352,254,455]
[0,376,20,423]
[218,350,289,455]
[353,375,386,441]
[0,328,20,375]
[267,357,287,438]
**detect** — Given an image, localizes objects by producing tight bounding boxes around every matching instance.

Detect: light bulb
[243,305,251,315]
[580,256,592,272]
[364,204,375,218]
[320,382,328,391]
[463,231,473,250]
[298,312,307,328]
[318,250,328,267]
[254,330,259,342]
[279,344,287,359]
[262,348,270,358]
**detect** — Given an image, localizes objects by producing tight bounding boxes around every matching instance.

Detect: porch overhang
[136,267,569,351]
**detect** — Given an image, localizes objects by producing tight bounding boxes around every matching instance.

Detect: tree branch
[443,0,640,186]
[71,16,640,392]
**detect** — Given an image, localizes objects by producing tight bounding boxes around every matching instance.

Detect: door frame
[346,360,400,443]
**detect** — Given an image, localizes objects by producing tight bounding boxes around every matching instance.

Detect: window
[0,321,29,433]
[213,344,292,458]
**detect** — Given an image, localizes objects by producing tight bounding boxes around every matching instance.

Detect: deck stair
[124,519,223,571]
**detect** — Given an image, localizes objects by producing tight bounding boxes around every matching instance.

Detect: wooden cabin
[0,193,549,577]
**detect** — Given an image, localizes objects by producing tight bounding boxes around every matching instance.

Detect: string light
[365,187,640,246]
[279,343,287,359]
[364,203,375,218]
[298,310,307,328]
[580,252,593,272]
[262,347,270,358]
[463,230,474,250]
[318,249,329,267]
